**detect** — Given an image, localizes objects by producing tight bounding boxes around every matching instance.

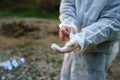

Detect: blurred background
[0,0,120,80]
[0,0,60,19]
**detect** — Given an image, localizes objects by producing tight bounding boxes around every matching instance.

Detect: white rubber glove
[51,33,79,53]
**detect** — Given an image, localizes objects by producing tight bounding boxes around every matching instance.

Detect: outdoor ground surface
[0,18,119,80]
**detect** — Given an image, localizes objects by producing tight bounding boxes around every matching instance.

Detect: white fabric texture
[58,0,120,80]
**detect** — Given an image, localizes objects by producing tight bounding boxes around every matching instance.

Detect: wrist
[59,23,77,33]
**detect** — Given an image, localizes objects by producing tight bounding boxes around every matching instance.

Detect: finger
[70,28,75,34]
[67,28,71,33]
[61,29,69,38]
[71,29,75,34]
[59,31,66,41]
[61,36,66,41]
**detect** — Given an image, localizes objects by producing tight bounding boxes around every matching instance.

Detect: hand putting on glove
[51,33,79,53]
[51,25,80,53]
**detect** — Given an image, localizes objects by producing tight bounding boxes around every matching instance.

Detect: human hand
[51,33,78,53]
[59,26,75,41]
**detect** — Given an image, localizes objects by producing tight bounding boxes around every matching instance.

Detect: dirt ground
[0,18,119,80]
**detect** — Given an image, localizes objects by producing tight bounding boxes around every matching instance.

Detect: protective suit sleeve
[59,0,78,32]
[75,0,120,50]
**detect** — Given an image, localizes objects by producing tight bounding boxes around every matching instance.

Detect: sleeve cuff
[59,23,78,33]
[75,32,85,51]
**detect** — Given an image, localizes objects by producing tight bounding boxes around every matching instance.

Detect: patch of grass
[0,8,59,19]
[45,57,53,64]
[45,54,59,64]
[16,43,28,49]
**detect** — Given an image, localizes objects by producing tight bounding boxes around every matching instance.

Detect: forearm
[75,0,120,50]
[59,0,78,32]
[76,18,120,50]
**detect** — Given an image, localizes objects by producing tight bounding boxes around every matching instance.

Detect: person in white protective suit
[56,0,120,80]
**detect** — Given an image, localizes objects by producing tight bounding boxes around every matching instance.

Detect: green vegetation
[16,43,28,49]
[0,0,60,19]
[0,8,59,19]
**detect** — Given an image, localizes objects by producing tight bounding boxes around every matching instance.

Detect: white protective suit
[58,0,120,80]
